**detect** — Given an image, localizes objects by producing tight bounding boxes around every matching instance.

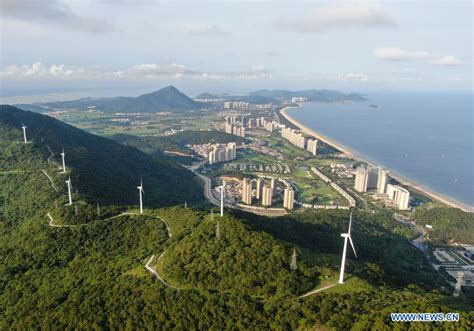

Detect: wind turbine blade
[348,211,353,235]
[349,236,357,258]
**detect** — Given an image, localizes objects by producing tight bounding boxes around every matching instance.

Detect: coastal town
[11,86,473,300]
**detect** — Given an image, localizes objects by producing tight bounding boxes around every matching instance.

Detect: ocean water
[287,90,474,208]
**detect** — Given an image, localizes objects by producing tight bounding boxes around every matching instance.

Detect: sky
[0,0,472,101]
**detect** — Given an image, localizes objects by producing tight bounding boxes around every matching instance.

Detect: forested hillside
[29,86,203,113]
[413,207,474,245]
[1,105,472,329]
[0,105,203,207]
[159,214,333,299]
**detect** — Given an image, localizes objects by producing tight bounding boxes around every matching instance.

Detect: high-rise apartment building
[386,184,410,210]
[241,178,252,204]
[354,166,369,192]
[256,177,263,199]
[306,139,318,156]
[261,185,273,207]
[377,169,389,194]
[283,187,295,210]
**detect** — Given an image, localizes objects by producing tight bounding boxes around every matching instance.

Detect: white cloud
[0,62,99,79]
[186,25,229,37]
[0,62,273,82]
[337,73,368,82]
[278,3,396,32]
[116,63,198,79]
[431,55,462,66]
[374,47,430,61]
[374,47,463,66]
[0,0,112,33]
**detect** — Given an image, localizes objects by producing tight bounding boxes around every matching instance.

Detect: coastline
[279,105,474,213]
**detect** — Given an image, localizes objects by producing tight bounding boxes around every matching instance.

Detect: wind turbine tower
[21,123,28,143]
[220,180,225,217]
[60,148,66,173]
[338,211,357,284]
[65,176,73,205]
[137,177,144,214]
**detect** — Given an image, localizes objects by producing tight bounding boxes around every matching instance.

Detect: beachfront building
[306,138,318,156]
[368,167,379,189]
[386,184,410,210]
[377,169,390,194]
[241,178,252,205]
[283,187,295,210]
[354,166,369,192]
[263,119,274,132]
[261,185,273,207]
[281,127,306,149]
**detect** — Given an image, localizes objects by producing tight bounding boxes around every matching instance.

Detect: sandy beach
[280,105,474,213]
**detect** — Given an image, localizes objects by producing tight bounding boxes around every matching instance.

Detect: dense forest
[1,105,473,329]
[413,207,474,245]
[0,105,204,207]
[159,214,331,299]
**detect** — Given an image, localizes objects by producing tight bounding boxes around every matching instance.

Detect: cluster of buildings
[281,127,318,156]
[224,101,249,109]
[248,142,284,160]
[224,116,246,138]
[291,97,308,103]
[208,143,237,165]
[354,166,410,210]
[187,142,237,165]
[224,115,277,137]
[311,167,356,207]
[225,162,291,174]
[247,117,275,132]
[240,177,295,210]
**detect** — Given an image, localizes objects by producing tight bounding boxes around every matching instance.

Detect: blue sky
[0,0,472,100]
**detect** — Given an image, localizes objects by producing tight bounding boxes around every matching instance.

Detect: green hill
[1,106,472,330]
[0,105,204,207]
[157,213,334,299]
[413,207,474,245]
[249,89,367,102]
[24,85,203,113]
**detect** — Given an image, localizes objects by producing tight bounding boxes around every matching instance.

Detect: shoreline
[279,105,474,213]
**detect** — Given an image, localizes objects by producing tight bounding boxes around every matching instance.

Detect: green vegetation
[0,105,204,207]
[37,85,203,113]
[112,130,248,155]
[159,214,331,299]
[413,207,474,244]
[243,209,442,290]
[1,105,473,329]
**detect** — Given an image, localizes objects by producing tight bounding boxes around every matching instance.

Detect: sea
[286,90,474,208]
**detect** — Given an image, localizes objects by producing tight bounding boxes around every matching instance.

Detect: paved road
[145,254,182,290]
[298,283,339,298]
[41,170,61,193]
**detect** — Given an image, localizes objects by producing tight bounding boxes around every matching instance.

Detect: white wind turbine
[65,175,73,205]
[21,123,28,143]
[137,176,144,214]
[60,147,66,173]
[338,211,357,284]
[220,180,225,217]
